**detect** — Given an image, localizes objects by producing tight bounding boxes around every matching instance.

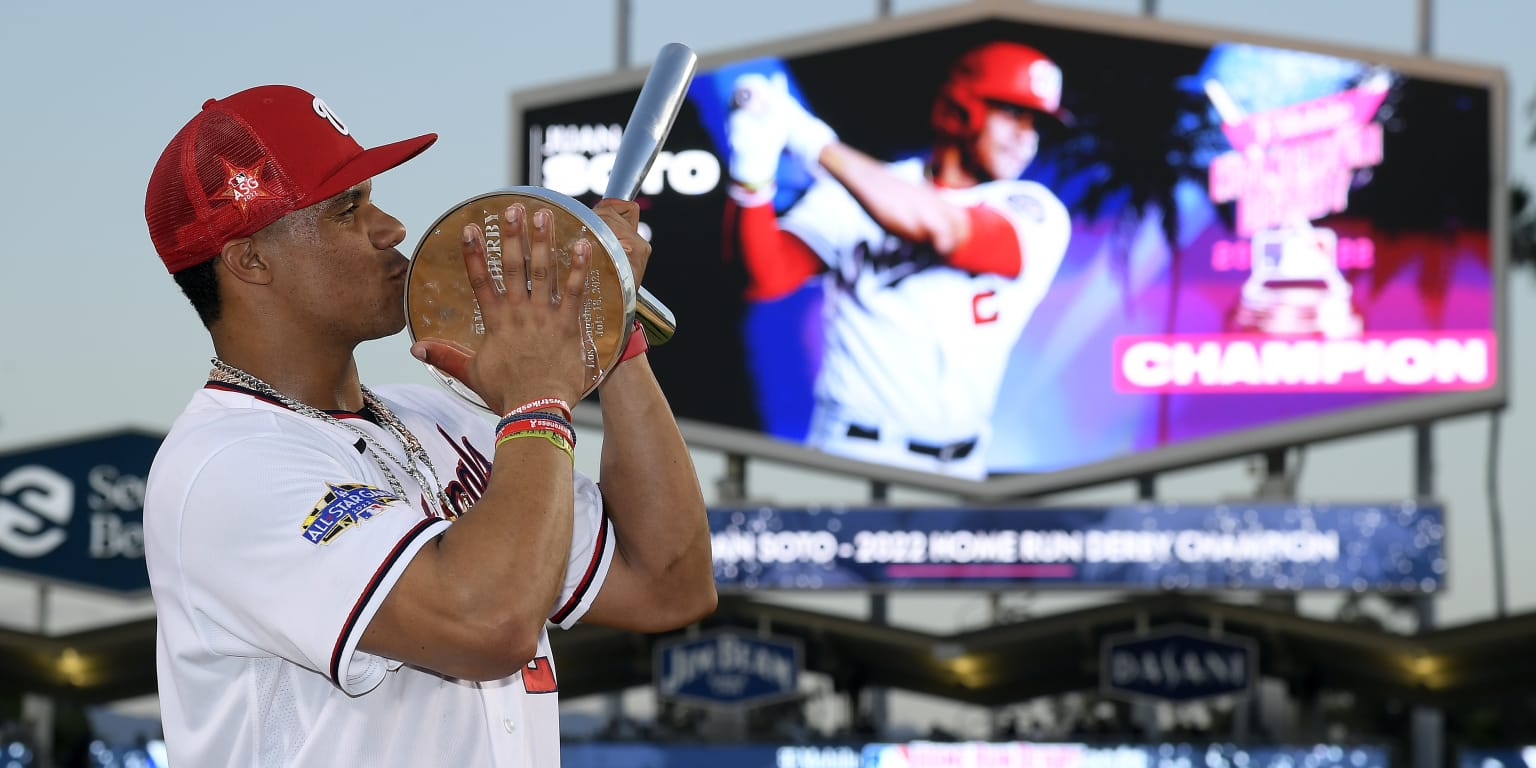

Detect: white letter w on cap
[312,97,350,136]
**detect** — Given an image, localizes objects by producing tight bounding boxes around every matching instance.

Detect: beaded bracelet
[496,411,575,443]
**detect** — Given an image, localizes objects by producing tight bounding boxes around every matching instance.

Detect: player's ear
[218,237,273,286]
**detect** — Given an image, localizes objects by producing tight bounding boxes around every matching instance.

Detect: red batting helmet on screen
[932,42,1066,139]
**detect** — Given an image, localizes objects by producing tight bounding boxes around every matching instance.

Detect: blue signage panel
[654,628,802,707]
[555,742,1390,768]
[856,743,1388,768]
[563,743,861,768]
[1456,748,1536,768]
[0,430,160,593]
[710,501,1444,592]
[1100,625,1257,702]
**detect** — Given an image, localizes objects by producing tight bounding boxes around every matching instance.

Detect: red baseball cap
[145,85,437,273]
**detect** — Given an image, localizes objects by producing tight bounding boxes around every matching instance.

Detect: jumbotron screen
[512,5,1504,490]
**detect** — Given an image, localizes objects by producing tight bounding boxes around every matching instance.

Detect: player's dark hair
[172,259,222,328]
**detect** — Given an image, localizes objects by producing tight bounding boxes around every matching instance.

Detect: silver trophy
[404,43,696,409]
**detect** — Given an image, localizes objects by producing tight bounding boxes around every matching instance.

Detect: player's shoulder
[163,386,359,450]
[370,382,492,430]
[165,387,300,448]
[887,156,927,180]
[151,388,351,493]
[965,179,1067,222]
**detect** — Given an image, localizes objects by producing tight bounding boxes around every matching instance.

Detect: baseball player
[141,85,715,767]
[726,43,1072,479]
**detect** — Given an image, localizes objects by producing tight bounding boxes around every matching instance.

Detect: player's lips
[387,255,409,281]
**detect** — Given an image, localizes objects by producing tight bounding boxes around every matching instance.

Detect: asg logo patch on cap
[301,483,401,545]
[216,159,273,215]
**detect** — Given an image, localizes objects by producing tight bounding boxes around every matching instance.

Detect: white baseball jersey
[782,158,1070,478]
[145,381,614,767]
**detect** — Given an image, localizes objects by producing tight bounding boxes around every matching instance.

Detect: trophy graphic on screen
[1203,73,1377,339]
[1229,223,1363,337]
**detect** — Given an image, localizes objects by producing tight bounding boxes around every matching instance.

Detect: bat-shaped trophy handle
[404,43,697,410]
[606,42,695,345]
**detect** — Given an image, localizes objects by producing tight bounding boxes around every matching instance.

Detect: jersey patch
[302,483,401,545]
[1003,192,1046,222]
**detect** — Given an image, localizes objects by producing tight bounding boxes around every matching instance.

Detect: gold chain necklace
[209,358,452,513]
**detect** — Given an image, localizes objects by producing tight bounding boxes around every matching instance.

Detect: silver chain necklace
[209,358,453,513]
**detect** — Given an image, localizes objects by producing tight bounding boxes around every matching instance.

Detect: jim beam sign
[654,628,802,707]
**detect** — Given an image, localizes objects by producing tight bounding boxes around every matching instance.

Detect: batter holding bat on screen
[725,41,1072,479]
[140,60,714,767]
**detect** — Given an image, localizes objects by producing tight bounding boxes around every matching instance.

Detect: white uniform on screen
[725,42,1073,480]
[784,160,1070,478]
[145,383,614,767]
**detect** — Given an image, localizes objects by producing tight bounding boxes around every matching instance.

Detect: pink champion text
[1113,332,1496,393]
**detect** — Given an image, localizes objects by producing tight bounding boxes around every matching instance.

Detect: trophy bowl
[404,187,637,411]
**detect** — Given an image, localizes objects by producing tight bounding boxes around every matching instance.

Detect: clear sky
[1,0,1534,728]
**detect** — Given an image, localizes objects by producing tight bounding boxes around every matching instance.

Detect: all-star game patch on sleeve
[303,482,404,544]
[174,432,451,695]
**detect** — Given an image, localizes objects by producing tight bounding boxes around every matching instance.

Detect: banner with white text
[710,501,1442,592]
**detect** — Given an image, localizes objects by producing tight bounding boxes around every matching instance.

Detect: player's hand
[733,72,837,175]
[727,73,791,189]
[410,203,591,413]
[773,80,836,174]
[592,198,651,286]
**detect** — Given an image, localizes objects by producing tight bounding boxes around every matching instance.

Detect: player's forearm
[425,443,576,665]
[595,356,716,625]
[820,143,968,251]
[361,437,575,680]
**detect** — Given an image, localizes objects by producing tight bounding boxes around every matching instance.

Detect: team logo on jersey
[302,483,401,545]
[424,426,495,521]
[215,159,273,215]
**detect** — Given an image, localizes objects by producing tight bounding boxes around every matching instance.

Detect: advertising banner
[1456,748,1536,768]
[1100,624,1257,703]
[558,742,1386,768]
[655,628,804,707]
[0,430,160,593]
[709,501,1444,592]
[856,743,1387,768]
